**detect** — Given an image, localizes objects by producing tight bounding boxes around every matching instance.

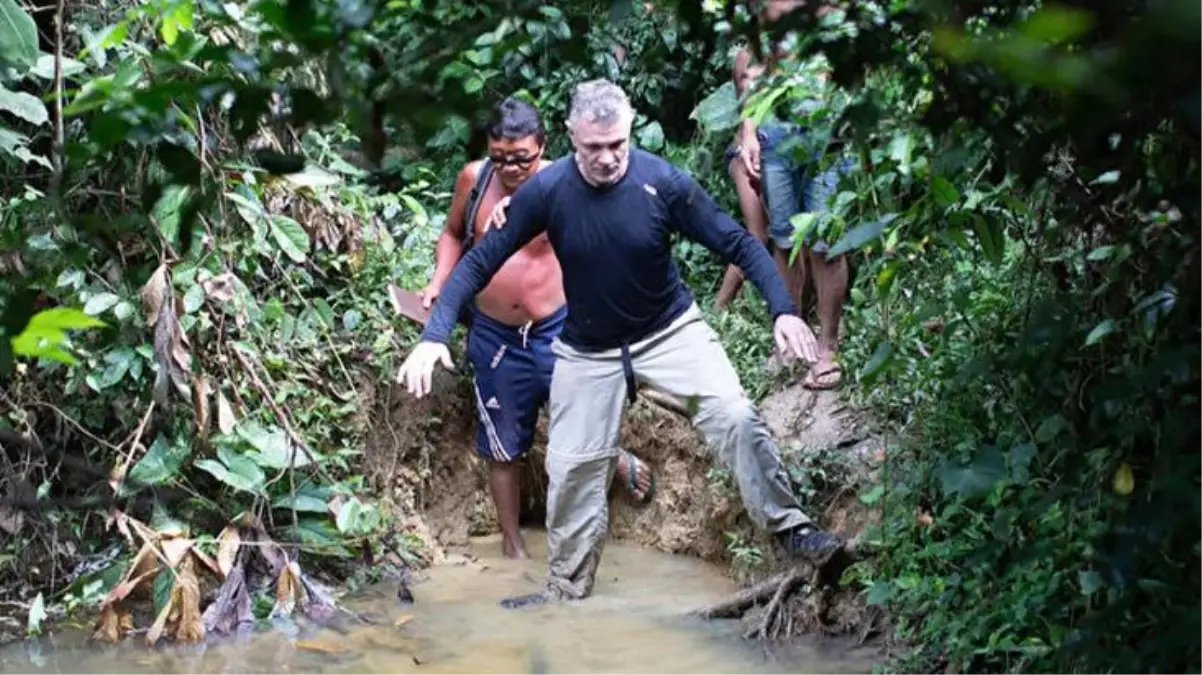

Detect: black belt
[620,343,637,405]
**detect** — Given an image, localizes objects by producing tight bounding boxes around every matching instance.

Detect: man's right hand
[417,283,441,309]
[741,135,762,181]
[396,341,455,398]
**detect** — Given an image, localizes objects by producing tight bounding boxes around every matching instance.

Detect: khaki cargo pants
[543,303,813,600]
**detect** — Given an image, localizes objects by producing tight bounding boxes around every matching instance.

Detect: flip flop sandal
[621,450,656,505]
[803,364,843,391]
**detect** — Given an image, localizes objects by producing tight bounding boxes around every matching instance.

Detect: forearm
[429,231,464,288]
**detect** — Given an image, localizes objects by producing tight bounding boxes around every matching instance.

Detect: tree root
[689,566,821,641]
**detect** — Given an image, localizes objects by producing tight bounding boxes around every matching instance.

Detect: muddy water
[0,531,877,674]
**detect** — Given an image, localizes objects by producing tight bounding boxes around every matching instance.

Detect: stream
[0,530,878,673]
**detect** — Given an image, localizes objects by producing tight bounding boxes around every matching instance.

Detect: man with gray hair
[397,78,845,608]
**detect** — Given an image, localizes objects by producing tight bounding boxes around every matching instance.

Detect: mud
[362,367,885,576]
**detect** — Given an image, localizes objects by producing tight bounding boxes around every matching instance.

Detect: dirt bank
[362,366,886,578]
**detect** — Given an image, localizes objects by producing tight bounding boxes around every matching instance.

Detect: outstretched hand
[480,196,512,234]
[395,341,455,398]
[772,314,819,364]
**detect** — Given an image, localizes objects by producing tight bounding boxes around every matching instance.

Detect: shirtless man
[417,97,655,559]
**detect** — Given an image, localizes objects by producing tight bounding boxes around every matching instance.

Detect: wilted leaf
[216,389,236,434]
[91,604,134,643]
[271,561,304,618]
[192,374,210,437]
[141,264,171,327]
[172,556,205,643]
[216,525,240,580]
[26,592,45,635]
[201,273,237,303]
[160,536,195,567]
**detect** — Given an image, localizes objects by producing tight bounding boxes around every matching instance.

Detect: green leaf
[859,484,885,505]
[152,184,190,244]
[1021,5,1095,45]
[860,340,894,384]
[273,484,330,513]
[251,429,312,470]
[25,592,45,636]
[285,518,351,557]
[56,268,84,289]
[1077,570,1104,595]
[1090,170,1120,185]
[931,176,960,206]
[270,215,310,262]
[689,81,740,134]
[1084,319,1116,346]
[636,121,665,151]
[183,283,205,314]
[1087,245,1116,261]
[84,292,120,316]
[335,497,362,533]
[124,435,191,492]
[865,580,893,606]
[1035,414,1065,443]
[195,449,265,495]
[938,445,1006,498]
[0,0,39,70]
[0,85,49,126]
[826,214,898,258]
[28,54,87,79]
[972,214,1005,263]
[10,307,105,364]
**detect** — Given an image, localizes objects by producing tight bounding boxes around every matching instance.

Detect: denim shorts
[757,122,854,252]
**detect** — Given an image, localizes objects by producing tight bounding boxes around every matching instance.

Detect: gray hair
[567,79,634,129]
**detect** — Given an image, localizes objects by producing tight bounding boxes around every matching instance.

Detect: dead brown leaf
[0,504,24,535]
[172,556,205,644]
[216,525,240,580]
[272,561,304,618]
[91,605,133,643]
[141,264,171,327]
[201,272,237,303]
[295,638,347,654]
[192,374,210,437]
[216,389,236,434]
[160,537,196,568]
[190,546,222,578]
[394,614,413,629]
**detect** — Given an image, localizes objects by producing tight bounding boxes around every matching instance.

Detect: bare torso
[469,161,565,326]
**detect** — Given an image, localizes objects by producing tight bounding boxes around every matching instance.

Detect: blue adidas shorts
[466,304,567,463]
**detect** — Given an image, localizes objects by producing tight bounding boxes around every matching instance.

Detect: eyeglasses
[489,149,542,169]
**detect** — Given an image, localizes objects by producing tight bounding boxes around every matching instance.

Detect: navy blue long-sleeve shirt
[420,148,799,352]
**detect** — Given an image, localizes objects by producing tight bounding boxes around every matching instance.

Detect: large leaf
[84,292,121,316]
[270,215,310,262]
[689,81,740,135]
[938,445,1007,498]
[194,457,265,495]
[826,213,899,258]
[125,435,191,492]
[10,307,106,365]
[28,54,87,79]
[0,0,39,70]
[0,85,49,126]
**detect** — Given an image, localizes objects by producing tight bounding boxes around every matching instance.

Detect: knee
[696,395,759,438]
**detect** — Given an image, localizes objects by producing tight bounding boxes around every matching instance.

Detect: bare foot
[615,450,655,504]
[502,533,530,559]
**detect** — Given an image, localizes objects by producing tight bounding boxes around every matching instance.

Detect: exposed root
[689,569,801,620]
[744,567,808,640]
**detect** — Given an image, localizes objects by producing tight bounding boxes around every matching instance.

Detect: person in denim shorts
[738,49,852,390]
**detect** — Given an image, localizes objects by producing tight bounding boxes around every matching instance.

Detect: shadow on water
[0,530,880,674]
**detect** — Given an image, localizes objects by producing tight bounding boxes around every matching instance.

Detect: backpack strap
[461,159,495,251]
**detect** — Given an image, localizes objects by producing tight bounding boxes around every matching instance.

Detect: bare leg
[715,265,745,309]
[717,157,770,309]
[803,249,848,390]
[488,461,529,558]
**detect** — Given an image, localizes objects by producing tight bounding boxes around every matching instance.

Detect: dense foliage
[0,0,1197,671]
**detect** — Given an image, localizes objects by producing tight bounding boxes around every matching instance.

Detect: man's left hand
[773,314,819,364]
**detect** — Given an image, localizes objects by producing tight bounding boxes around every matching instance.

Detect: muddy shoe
[500,591,553,610]
[779,525,844,565]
